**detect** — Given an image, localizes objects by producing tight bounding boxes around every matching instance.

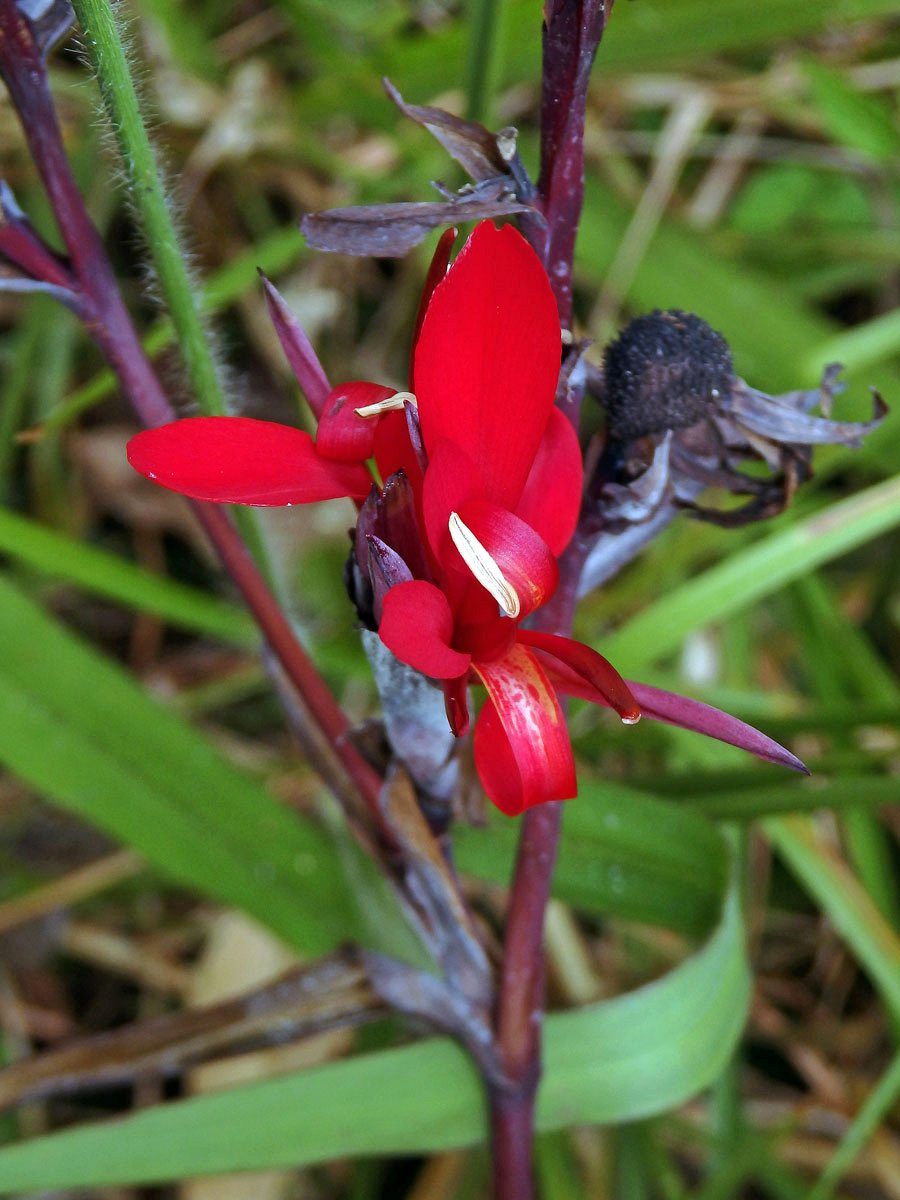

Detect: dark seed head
[601,309,734,441]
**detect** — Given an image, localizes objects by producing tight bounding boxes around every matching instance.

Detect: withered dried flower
[579,309,886,593]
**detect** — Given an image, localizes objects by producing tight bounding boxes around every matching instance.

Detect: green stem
[809,1048,900,1200]
[465,0,501,123]
[69,0,270,571]
[71,0,226,418]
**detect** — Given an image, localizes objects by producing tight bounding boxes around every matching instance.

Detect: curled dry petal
[383,79,510,184]
[127,417,372,505]
[301,193,531,258]
[379,580,471,679]
[725,379,888,448]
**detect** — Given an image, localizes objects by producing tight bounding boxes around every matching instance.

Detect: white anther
[448,512,520,619]
[354,391,418,418]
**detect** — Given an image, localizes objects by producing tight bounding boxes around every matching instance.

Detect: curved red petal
[127,418,372,505]
[414,222,561,511]
[472,644,577,816]
[517,630,640,722]
[516,408,583,556]
[379,580,471,680]
[316,381,396,461]
[456,499,559,618]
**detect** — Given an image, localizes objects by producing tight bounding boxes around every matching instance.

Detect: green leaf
[803,58,900,161]
[456,781,729,938]
[0,573,353,954]
[602,476,900,675]
[0,863,748,1190]
[0,508,255,645]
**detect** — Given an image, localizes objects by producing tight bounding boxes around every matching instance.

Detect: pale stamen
[448,512,520,619]
[354,390,418,418]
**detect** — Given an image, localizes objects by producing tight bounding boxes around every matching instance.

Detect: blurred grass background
[2,0,900,1196]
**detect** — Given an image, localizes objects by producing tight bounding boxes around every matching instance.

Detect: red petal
[414,222,561,512]
[516,408,583,556]
[374,407,424,493]
[410,227,457,387]
[443,674,470,737]
[517,630,640,722]
[456,499,559,617]
[127,418,372,505]
[422,438,482,567]
[260,274,331,418]
[473,643,577,816]
[316,382,396,461]
[379,580,471,679]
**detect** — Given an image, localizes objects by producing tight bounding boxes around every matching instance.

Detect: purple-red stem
[533,0,615,334]
[492,6,616,1195]
[0,1,385,827]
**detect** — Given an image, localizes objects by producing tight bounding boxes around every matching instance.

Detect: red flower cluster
[129,222,805,815]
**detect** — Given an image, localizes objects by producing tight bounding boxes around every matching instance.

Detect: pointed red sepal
[260,273,331,418]
[316,382,396,462]
[534,651,809,773]
[628,682,810,773]
[472,643,577,816]
[410,226,457,388]
[414,222,561,511]
[443,674,470,737]
[379,580,472,679]
[455,499,559,617]
[517,630,640,723]
[367,535,413,624]
[516,408,583,556]
[127,418,373,505]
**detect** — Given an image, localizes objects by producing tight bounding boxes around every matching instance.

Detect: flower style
[128,221,806,815]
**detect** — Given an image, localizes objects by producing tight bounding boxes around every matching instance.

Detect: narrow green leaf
[765,815,900,1020]
[0,574,354,954]
[803,58,900,161]
[603,476,900,675]
[0,508,255,645]
[456,782,728,938]
[0,866,748,1190]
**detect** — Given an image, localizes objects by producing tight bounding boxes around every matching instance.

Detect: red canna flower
[128,221,806,816]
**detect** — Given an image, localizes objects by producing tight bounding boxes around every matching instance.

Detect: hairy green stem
[71,0,225,417]
[69,0,270,569]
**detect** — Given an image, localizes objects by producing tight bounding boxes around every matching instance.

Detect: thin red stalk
[0,2,385,827]
[534,0,615,332]
[490,13,619,1188]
